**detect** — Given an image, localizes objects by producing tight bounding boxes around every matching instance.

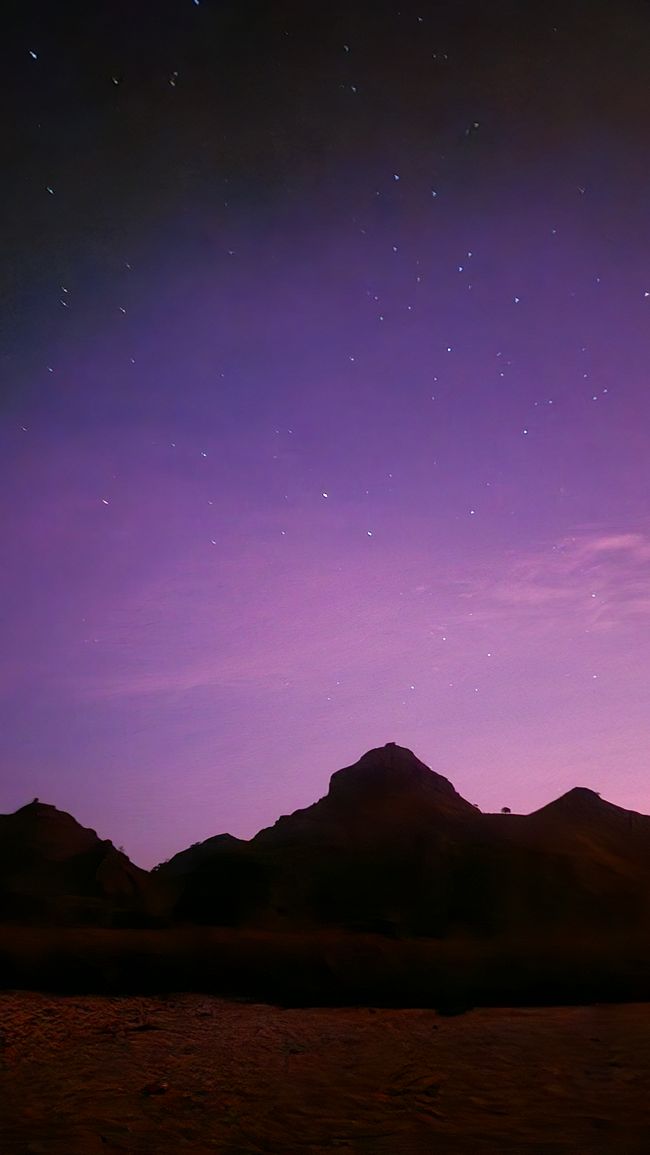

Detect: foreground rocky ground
[1,993,650,1154]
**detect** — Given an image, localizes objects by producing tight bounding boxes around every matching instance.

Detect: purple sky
[2,1,650,868]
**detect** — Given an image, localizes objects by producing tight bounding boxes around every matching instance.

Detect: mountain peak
[251,744,475,849]
[327,744,474,816]
[531,786,614,824]
[16,799,60,815]
[6,800,101,850]
[563,787,602,802]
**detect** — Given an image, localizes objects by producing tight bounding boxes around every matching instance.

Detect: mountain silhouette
[3,744,650,938]
[154,744,650,937]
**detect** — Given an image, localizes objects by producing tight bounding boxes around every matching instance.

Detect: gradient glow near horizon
[1,1,650,867]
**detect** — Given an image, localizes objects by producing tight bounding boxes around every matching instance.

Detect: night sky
[2,0,650,868]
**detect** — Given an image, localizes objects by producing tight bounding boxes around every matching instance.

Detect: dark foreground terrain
[2,992,650,1154]
[3,926,650,1008]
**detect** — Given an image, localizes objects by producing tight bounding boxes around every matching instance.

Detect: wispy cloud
[468,529,650,633]
[73,526,650,702]
[10,473,649,707]
[576,533,650,560]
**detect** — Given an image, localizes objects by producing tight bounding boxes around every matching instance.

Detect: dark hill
[530,786,650,833]
[156,833,246,880]
[327,743,475,816]
[0,801,166,926]
[524,787,650,871]
[251,744,477,852]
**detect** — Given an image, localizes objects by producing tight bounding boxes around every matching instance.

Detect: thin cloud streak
[55,525,650,704]
[465,530,650,635]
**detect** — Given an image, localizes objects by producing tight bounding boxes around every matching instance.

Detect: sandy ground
[1,994,650,1154]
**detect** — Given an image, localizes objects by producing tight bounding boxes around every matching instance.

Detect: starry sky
[2,0,650,868]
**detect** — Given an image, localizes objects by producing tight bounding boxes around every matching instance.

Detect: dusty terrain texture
[2,993,650,1154]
